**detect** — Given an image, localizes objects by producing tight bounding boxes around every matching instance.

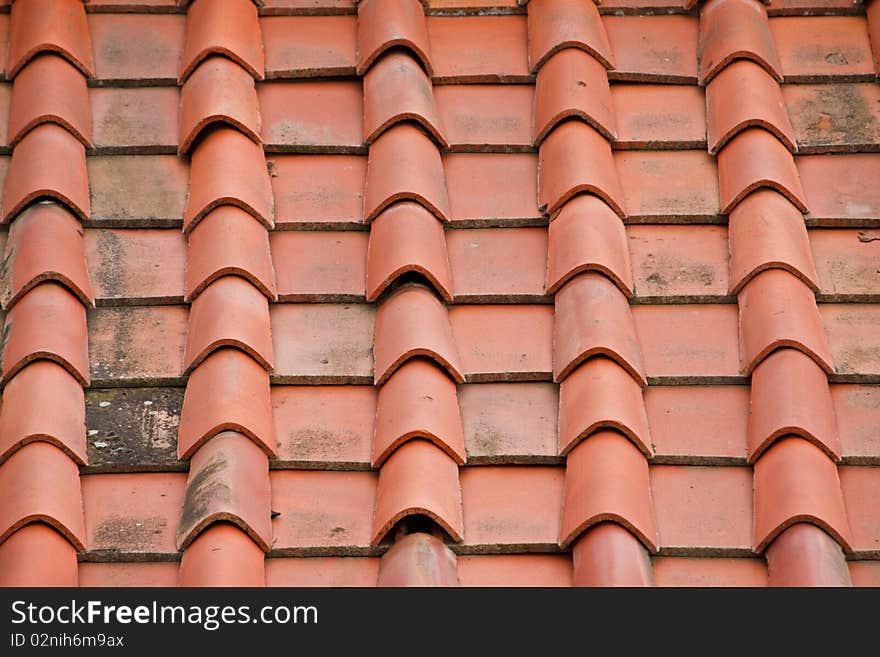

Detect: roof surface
[0,0,879,587]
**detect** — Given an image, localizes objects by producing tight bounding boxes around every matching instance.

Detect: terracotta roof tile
[571,522,654,586]
[698,0,782,85]
[427,16,529,83]
[372,284,462,385]
[610,84,706,150]
[179,0,264,83]
[2,123,89,223]
[7,0,94,79]
[0,524,78,587]
[604,16,698,84]
[372,439,463,544]
[8,54,91,148]
[183,275,273,373]
[261,0,355,10]
[458,382,558,463]
[449,304,553,381]
[831,385,880,462]
[267,557,379,587]
[376,532,459,587]
[768,17,874,82]
[271,231,367,302]
[271,304,374,385]
[797,154,880,225]
[652,557,768,587]
[526,0,614,73]
[820,304,880,380]
[765,522,852,586]
[434,85,533,151]
[533,49,616,145]
[269,155,365,229]
[2,203,94,309]
[458,554,571,587]
[373,359,465,466]
[444,153,539,226]
[357,0,432,76]
[753,437,852,553]
[178,524,265,586]
[0,442,85,550]
[447,227,547,301]
[2,282,89,386]
[90,87,179,153]
[78,563,178,588]
[262,16,356,80]
[178,348,275,459]
[554,273,646,385]
[783,83,880,154]
[176,431,271,551]
[366,203,452,302]
[850,561,880,588]
[271,385,375,467]
[839,466,880,555]
[869,3,880,74]
[810,229,880,302]
[88,155,188,226]
[363,51,446,147]
[87,14,184,84]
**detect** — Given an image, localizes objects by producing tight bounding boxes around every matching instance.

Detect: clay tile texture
[3,0,878,590]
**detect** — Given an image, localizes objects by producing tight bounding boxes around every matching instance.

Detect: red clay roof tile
[2,124,89,223]
[271,385,375,467]
[179,56,260,155]
[366,203,452,302]
[269,155,365,229]
[748,348,840,462]
[820,305,880,379]
[810,229,880,301]
[271,231,367,302]
[839,466,880,555]
[449,304,553,381]
[769,17,874,82]
[571,522,654,586]
[0,442,85,550]
[538,121,624,218]
[183,275,273,373]
[262,16,356,80]
[90,87,179,153]
[797,154,880,224]
[652,557,768,587]
[706,60,795,155]
[79,563,177,588]
[0,361,86,466]
[271,304,374,384]
[698,0,782,85]
[783,83,880,154]
[8,54,91,148]
[737,268,834,375]
[434,85,533,151]
[179,0,264,83]
[2,203,94,309]
[447,227,547,302]
[444,153,539,226]
[831,385,880,462]
[7,0,94,79]
[262,0,356,9]
[427,16,529,83]
[526,0,614,73]
[869,3,880,75]
[178,523,265,586]
[364,123,448,223]
[717,128,807,215]
[88,14,184,83]
[266,557,379,587]
[363,51,446,147]
[186,207,277,302]
[373,284,462,385]
[183,127,274,233]
[178,348,276,459]
[765,522,852,586]
[376,532,459,587]
[559,357,652,458]
[753,437,852,553]
[2,282,89,386]
[0,524,78,587]
[850,561,880,588]
[357,0,432,76]
[374,359,464,467]
[176,431,271,551]
[604,16,698,84]
[547,195,631,297]
[553,273,646,385]
[458,554,571,587]
[533,49,616,145]
[610,84,706,150]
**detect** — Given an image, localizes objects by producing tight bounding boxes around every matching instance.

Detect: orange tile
[632,304,741,380]
[766,0,860,11]
[571,522,654,586]
[443,153,540,226]
[651,465,753,551]
[266,557,379,587]
[604,16,698,83]
[81,472,186,554]
[434,85,532,150]
[88,14,184,83]
[258,80,363,150]
[526,0,613,72]
[840,466,880,555]
[850,561,880,587]
[427,15,529,83]
[447,227,547,301]
[0,84,9,146]
[262,0,354,11]
[271,231,367,301]
[270,470,377,552]
[810,229,880,300]
[262,16,356,79]
[270,304,375,383]
[357,0,433,76]
[271,385,375,466]
[460,466,564,547]
[611,84,706,149]
[458,554,572,587]
[769,17,874,82]
[783,83,880,154]
[0,524,78,587]
[84,229,186,303]
[88,306,188,385]
[178,524,265,587]
[449,305,553,381]
[645,386,749,461]
[78,563,179,588]
[458,382,558,462]
[628,225,729,300]
[653,557,767,587]
[797,155,880,224]
[615,151,720,222]
[88,156,189,226]
[179,0,264,82]
[765,523,852,586]
[7,0,93,78]
[831,385,880,461]
[269,155,366,229]
[90,87,179,152]
[377,532,459,586]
